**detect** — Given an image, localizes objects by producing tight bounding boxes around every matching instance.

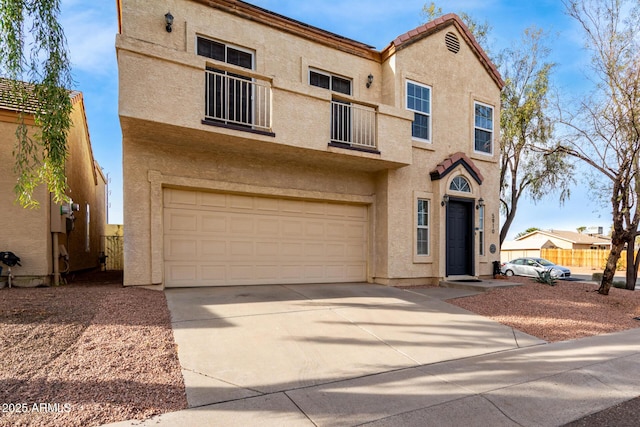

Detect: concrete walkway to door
[104,283,640,426]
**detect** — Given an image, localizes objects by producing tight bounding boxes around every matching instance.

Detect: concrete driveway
[162,283,545,425]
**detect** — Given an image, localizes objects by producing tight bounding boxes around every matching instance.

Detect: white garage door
[163,188,368,287]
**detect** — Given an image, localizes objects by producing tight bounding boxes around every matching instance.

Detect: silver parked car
[501,257,571,279]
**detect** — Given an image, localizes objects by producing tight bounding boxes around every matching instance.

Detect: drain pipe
[52,232,60,286]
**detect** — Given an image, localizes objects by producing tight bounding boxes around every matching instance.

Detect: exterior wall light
[476,198,485,209]
[165,12,174,33]
[366,73,374,88]
[441,194,450,206]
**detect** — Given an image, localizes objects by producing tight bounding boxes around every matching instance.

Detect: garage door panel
[165,239,197,259]
[256,218,279,235]
[230,241,254,256]
[230,217,254,234]
[165,211,198,232]
[166,264,198,282]
[255,241,279,256]
[282,220,303,236]
[199,191,227,208]
[164,189,368,287]
[201,214,227,233]
[166,188,198,206]
[201,240,227,257]
[255,197,279,212]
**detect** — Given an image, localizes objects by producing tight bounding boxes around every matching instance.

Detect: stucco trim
[147,170,376,287]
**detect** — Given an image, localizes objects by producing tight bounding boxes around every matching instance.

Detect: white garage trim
[163,188,369,287]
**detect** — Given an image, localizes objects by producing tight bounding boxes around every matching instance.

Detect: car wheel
[505,270,514,277]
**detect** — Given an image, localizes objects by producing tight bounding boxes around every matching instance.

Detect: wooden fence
[541,248,631,270]
[102,235,123,271]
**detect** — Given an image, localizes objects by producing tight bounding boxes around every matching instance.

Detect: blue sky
[59,0,611,239]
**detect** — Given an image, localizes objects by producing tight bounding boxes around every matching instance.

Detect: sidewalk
[103,283,640,427]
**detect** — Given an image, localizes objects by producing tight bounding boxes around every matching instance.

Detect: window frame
[450,176,471,193]
[406,80,432,143]
[416,199,430,256]
[196,36,254,70]
[474,101,494,155]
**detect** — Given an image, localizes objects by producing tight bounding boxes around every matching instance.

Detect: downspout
[52,232,60,286]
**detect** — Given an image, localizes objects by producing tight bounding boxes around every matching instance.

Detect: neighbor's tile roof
[518,230,612,245]
[0,78,40,113]
[0,77,82,114]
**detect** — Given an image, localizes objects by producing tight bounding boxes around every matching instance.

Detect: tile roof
[0,77,82,114]
[0,78,40,113]
[430,152,484,184]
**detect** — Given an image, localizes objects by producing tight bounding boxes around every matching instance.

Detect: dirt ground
[1,272,639,426]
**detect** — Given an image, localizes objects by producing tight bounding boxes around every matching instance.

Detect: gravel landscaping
[0,272,186,427]
[448,276,640,342]
[1,272,639,426]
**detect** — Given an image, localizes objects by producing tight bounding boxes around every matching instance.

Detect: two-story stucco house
[0,79,107,286]
[116,0,503,288]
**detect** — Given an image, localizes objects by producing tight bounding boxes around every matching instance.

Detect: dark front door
[446,200,474,276]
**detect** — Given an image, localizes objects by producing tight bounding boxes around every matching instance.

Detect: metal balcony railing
[205,68,272,132]
[330,100,377,150]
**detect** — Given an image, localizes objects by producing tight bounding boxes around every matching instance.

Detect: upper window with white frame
[309,69,352,95]
[406,80,431,141]
[474,102,493,154]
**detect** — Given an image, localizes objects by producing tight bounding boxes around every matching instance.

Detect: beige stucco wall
[0,96,106,285]
[0,112,51,280]
[63,97,107,272]
[118,0,502,287]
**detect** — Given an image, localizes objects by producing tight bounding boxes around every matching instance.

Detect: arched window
[450,176,471,192]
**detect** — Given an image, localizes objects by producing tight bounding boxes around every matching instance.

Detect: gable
[382,14,503,90]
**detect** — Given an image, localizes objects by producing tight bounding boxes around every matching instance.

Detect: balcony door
[198,37,254,127]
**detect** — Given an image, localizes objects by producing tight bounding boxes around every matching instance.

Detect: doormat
[453,279,483,283]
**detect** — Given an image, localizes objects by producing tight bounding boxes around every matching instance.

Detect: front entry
[446,199,474,276]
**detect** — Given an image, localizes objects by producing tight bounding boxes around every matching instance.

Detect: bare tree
[553,0,640,294]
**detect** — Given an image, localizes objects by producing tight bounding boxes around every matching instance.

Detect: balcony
[330,100,377,151]
[204,68,272,134]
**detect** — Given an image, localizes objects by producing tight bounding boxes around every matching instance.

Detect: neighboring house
[501,229,612,262]
[0,79,107,286]
[116,0,503,288]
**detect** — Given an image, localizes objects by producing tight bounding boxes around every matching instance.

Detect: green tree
[0,0,72,208]
[421,2,492,51]
[498,27,573,245]
[552,0,640,294]
[421,3,573,246]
